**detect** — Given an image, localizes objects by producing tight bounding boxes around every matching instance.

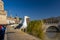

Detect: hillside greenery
[27,20,44,40]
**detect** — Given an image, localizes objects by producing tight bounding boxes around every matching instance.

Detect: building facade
[7,16,20,24]
[0,0,21,25]
[0,0,7,24]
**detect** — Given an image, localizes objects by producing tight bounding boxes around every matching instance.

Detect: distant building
[14,16,20,24]
[7,16,21,24]
[26,18,30,24]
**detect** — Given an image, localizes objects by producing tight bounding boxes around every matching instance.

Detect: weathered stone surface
[4,26,40,40]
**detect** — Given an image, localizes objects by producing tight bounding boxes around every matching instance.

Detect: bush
[27,20,44,40]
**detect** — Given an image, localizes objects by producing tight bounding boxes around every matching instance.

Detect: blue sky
[3,0,60,20]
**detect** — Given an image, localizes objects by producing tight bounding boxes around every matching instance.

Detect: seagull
[15,16,30,30]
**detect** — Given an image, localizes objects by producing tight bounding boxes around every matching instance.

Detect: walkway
[4,26,40,40]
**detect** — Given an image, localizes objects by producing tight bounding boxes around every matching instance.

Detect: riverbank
[4,26,40,40]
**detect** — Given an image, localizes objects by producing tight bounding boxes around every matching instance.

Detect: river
[44,32,60,40]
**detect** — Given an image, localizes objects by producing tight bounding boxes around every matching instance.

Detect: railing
[44,22,59,25]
